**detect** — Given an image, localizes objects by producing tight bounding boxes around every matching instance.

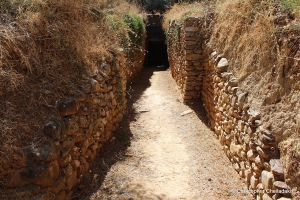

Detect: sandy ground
[73,67,252,200]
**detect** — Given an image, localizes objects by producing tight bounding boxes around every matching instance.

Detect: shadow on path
[185,98,211,129]
[72,67,166,200]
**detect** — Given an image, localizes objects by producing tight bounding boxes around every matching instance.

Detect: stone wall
[125,46,146,81]
[167,16,293,199]
[166,16,213,102]
[202,52,291,199]
[1,49,129,200]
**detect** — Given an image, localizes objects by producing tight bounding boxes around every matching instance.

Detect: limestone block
[63,117,79,136]
[57,99,79,117]
[78,116,89,128]
[269,159,284,177]
[71,160,80,170]
[273,181,291,190]
[43,119,64,141]
[245,169,252,183]
[261,170,275,189]
[228,77,238,87]
[262,193,273,200]
[57,191,66,200]
[20,160,60,187]
[258,129,276,145]
[254,155,264,168]
[247,149,256,161]
[247,108,261,122]
[35,193,56,200]
[66,170,77,191]
[52,177,66,194]
[250,175,259,189]
[90,79,101,92]
[256,146,270,159]
[216,58,229,72]
[26,143,59,162]
[185,27,199,32]
[186,54,202,61]
[79,139,90,155]
[58,154,72,167]
[237,91,247,107]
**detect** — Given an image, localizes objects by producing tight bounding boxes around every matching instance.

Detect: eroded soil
[73,67,251,200]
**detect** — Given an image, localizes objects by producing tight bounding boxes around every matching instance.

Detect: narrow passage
[75,67,251,200]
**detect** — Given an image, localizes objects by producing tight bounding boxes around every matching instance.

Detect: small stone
[261,170,274,189]
[237,91,247,107]
[79,139,89,155]
[20,160,60,187]
[58,154,72,167]
[254,155,264,168]
[78,116,89,128]
[228,77,238,87]
[250,175,259,189]
[57,98,79,117]
[262,193,273,200]
[216,58,229,72]
[63,117,79,136]
[52,177,66,194]
[259,131,276,144]
[247,149,256,161]
[256,146,269,159]
[90,79,101,92]
[208,178,212,181]
[273,181,290,190]
[186,54,202,61]
[34,192,56,200]
[66,170,77,191]
[185,27,199,32]
[270,159,284,176]
[26,143,59,162]
[245,169,252,183]
[43,119,64,141]
[57,191,66,200]
[71,160,80,170]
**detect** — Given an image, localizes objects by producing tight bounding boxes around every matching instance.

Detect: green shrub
[124,13,145,47]
[106,14,131,50]
[279,0,300,12]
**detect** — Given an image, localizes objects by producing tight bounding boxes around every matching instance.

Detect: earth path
[74,67,251,200]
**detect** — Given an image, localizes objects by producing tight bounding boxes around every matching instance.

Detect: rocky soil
[73,67,251,200]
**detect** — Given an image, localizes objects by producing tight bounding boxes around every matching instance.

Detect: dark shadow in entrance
[145,14,169,68]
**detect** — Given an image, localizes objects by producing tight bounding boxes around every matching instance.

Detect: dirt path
[74,67,251,200]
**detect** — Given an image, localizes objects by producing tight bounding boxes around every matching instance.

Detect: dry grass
[163,1,215,30]
[0,0,142,157]
[209,0,283,82]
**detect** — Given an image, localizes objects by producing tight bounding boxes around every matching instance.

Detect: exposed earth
[73,67,252,200]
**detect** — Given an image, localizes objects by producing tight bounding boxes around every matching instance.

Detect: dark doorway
[145,14,169,67]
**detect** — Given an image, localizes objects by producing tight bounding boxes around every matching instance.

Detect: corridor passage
[75,67,251,200]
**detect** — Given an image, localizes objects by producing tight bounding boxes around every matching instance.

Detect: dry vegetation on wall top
[209,0,300,198]
[164,0,300,198]
[0,0,143,178]
[163,1,215,30]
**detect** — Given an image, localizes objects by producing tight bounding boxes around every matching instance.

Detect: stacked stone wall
[202,52,291,200]
[1,49,130,200]
[125,35,146,81]
[167,16,213,102]
[167,16,293,199]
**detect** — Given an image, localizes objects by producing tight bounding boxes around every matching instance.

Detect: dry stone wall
[167,16,213,102]
[202,52,292,200]
[167,16,293,200]
[1,49,130,200]
[125,34,146,81]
